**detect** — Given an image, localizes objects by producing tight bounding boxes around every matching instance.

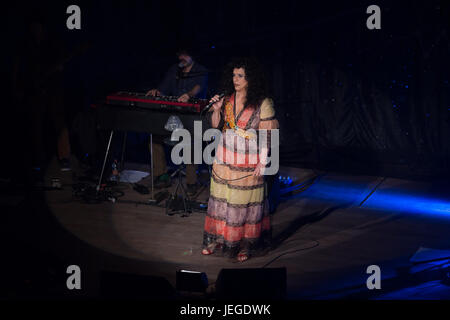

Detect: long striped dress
[203,94,279,257]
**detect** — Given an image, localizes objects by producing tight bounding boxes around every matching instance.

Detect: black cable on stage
[72,182,125,204]
[261,239,320,269]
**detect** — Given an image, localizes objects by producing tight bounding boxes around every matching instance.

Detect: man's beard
[178,60,192,68]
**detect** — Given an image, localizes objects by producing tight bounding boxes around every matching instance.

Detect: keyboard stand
[96,130,156,201]
[96,130,114,192]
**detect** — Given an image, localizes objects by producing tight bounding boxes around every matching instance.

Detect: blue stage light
[364,192,450,217]
[289,178,450,218]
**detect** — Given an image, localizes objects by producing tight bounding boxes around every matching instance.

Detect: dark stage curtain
[276,53,450,180]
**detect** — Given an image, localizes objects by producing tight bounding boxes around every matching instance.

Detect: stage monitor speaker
[100,271,176,299]
[176,269,208,292]
[215,267,287,300]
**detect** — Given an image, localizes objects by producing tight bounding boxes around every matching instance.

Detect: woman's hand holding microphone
[209,94,225,112]
[209,94,225,128]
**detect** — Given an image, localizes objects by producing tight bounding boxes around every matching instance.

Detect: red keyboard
[106,91,208,113]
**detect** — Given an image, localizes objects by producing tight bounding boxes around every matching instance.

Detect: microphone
[201,93,225,115]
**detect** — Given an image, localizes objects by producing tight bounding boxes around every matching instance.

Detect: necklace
[223,93,255,140]
[233,94,238,127]
[233,93,245,129]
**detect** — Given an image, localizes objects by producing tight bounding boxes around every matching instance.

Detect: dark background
[4,0,450,181]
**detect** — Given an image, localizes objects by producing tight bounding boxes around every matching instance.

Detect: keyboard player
[145,48,208,194]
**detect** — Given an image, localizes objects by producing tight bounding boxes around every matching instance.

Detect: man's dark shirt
[157,62,208,99]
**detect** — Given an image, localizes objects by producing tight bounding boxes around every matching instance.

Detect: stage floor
[15,155,450,299]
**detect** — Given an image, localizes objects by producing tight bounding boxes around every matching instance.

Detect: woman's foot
[202,243,216,255]
[202,243,223,255]
[202,248,213,255]
[237,251,249,262]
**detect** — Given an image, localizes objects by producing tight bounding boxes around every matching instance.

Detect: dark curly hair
[220,57,268,108]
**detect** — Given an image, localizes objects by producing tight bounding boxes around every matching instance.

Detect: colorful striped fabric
[203,95,279,257]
